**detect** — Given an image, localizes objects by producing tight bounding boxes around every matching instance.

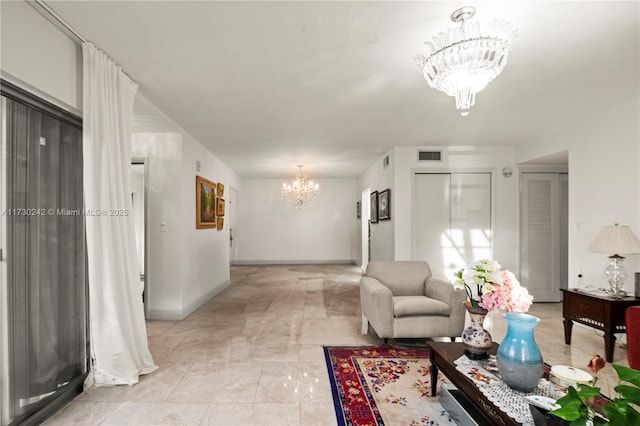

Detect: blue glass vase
[497,313,544,392]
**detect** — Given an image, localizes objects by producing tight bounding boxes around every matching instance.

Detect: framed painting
[378,189,391,220]
[370,191,378,224]
[216,197,226,216]
[196,175,216,229]
[217,182,225,197]
[217,217,224,230]
[356,201,361,219]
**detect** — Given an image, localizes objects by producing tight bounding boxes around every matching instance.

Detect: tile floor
[45,264,630,425]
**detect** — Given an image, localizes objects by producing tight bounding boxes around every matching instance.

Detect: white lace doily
[454,354,556,426]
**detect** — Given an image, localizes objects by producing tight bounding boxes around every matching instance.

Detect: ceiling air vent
[418,150,442,161]
[382,155,390,169]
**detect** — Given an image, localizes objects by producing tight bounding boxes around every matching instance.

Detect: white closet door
[521,173,561,301]
[413,174,450,279]
[413,173,491,282]
[450,173,492,270]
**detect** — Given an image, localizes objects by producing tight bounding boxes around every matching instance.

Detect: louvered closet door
[521,173,568,302]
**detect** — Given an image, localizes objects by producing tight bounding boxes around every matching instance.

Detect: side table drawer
[566,296,604,322]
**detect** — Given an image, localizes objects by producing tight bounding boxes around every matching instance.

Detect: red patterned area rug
[323,345,453,426]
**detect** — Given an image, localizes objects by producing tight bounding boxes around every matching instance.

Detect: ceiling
[43,1,639,178]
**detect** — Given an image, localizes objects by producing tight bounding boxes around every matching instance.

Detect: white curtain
[82,43,157,387]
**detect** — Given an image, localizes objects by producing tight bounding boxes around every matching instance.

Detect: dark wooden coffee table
[429,341,519,426]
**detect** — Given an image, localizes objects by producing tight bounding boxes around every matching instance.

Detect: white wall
[180,133,241,313]
[0,0,82,113]
[358,151,395,261]
[131,133,184,317]
[236,178,358,264]
[517,98,640,293]
[131,98,242,320]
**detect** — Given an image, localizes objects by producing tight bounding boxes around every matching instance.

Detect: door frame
[361,189,370,272]
[131,158,149,318]
[228,187,239,264]
[0,79,87,426]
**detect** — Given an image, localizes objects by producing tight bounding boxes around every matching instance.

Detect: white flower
[462,268,481,286]
[455,259,532,312]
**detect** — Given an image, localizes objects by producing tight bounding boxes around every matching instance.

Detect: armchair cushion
[393,296,450,317]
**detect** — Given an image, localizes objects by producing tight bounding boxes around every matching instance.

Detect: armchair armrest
[425,277,461,305]
[360,276,394,337]
[425,277,467,334]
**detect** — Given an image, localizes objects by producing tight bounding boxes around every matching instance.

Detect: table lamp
[588,223,640,297]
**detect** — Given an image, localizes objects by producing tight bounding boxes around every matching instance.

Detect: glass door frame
[0,79,88,426]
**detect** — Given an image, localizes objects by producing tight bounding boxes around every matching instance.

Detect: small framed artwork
[356,201,361,219]
[216,197,226,217]
[217,182,225,197]
[217,217,224,230]
[370,191,378,224]
[378,189,391,220]
[196,176,216,229]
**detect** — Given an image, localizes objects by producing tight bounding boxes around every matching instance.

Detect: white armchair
[360,261,466,341]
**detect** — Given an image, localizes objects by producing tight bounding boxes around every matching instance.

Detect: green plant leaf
[550,401,585,421]
[568,418,591,426]
[576,386,601,399]
[592,417,610,426]
[556,387,581,405]
[614,384,640,404]
[602,404,640,426]
[613,364,640,386]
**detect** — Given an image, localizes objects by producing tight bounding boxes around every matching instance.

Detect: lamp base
[606,255,628,298]
[606,287,627,298]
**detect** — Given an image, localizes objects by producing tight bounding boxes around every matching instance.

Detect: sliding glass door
[1,83,87,425]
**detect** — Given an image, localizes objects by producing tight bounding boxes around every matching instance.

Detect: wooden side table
[561,288,640,362]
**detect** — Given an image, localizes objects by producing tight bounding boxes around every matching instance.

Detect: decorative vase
[462,303,493,360]
[497,312,544,392]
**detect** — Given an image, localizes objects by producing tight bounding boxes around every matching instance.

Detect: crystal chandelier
[281,165,319,208]
[416,6,518,116]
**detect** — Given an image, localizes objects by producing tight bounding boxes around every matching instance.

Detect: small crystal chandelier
[281,165,319,208]
[416,6,518,116]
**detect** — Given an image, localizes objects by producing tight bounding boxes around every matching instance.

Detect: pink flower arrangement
[454,260,533,312]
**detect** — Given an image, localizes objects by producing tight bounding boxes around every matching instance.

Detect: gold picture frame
[217,217,224,230]
[217,182,225,197]
[216,197,225,217]
[196,176,216,229]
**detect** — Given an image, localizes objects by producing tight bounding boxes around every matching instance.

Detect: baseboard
[146,280,231,320]
[231,259,356,266]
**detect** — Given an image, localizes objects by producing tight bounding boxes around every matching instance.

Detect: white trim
[519,165,568,174]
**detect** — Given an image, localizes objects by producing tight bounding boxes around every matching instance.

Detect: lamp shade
[588,224,640,256]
